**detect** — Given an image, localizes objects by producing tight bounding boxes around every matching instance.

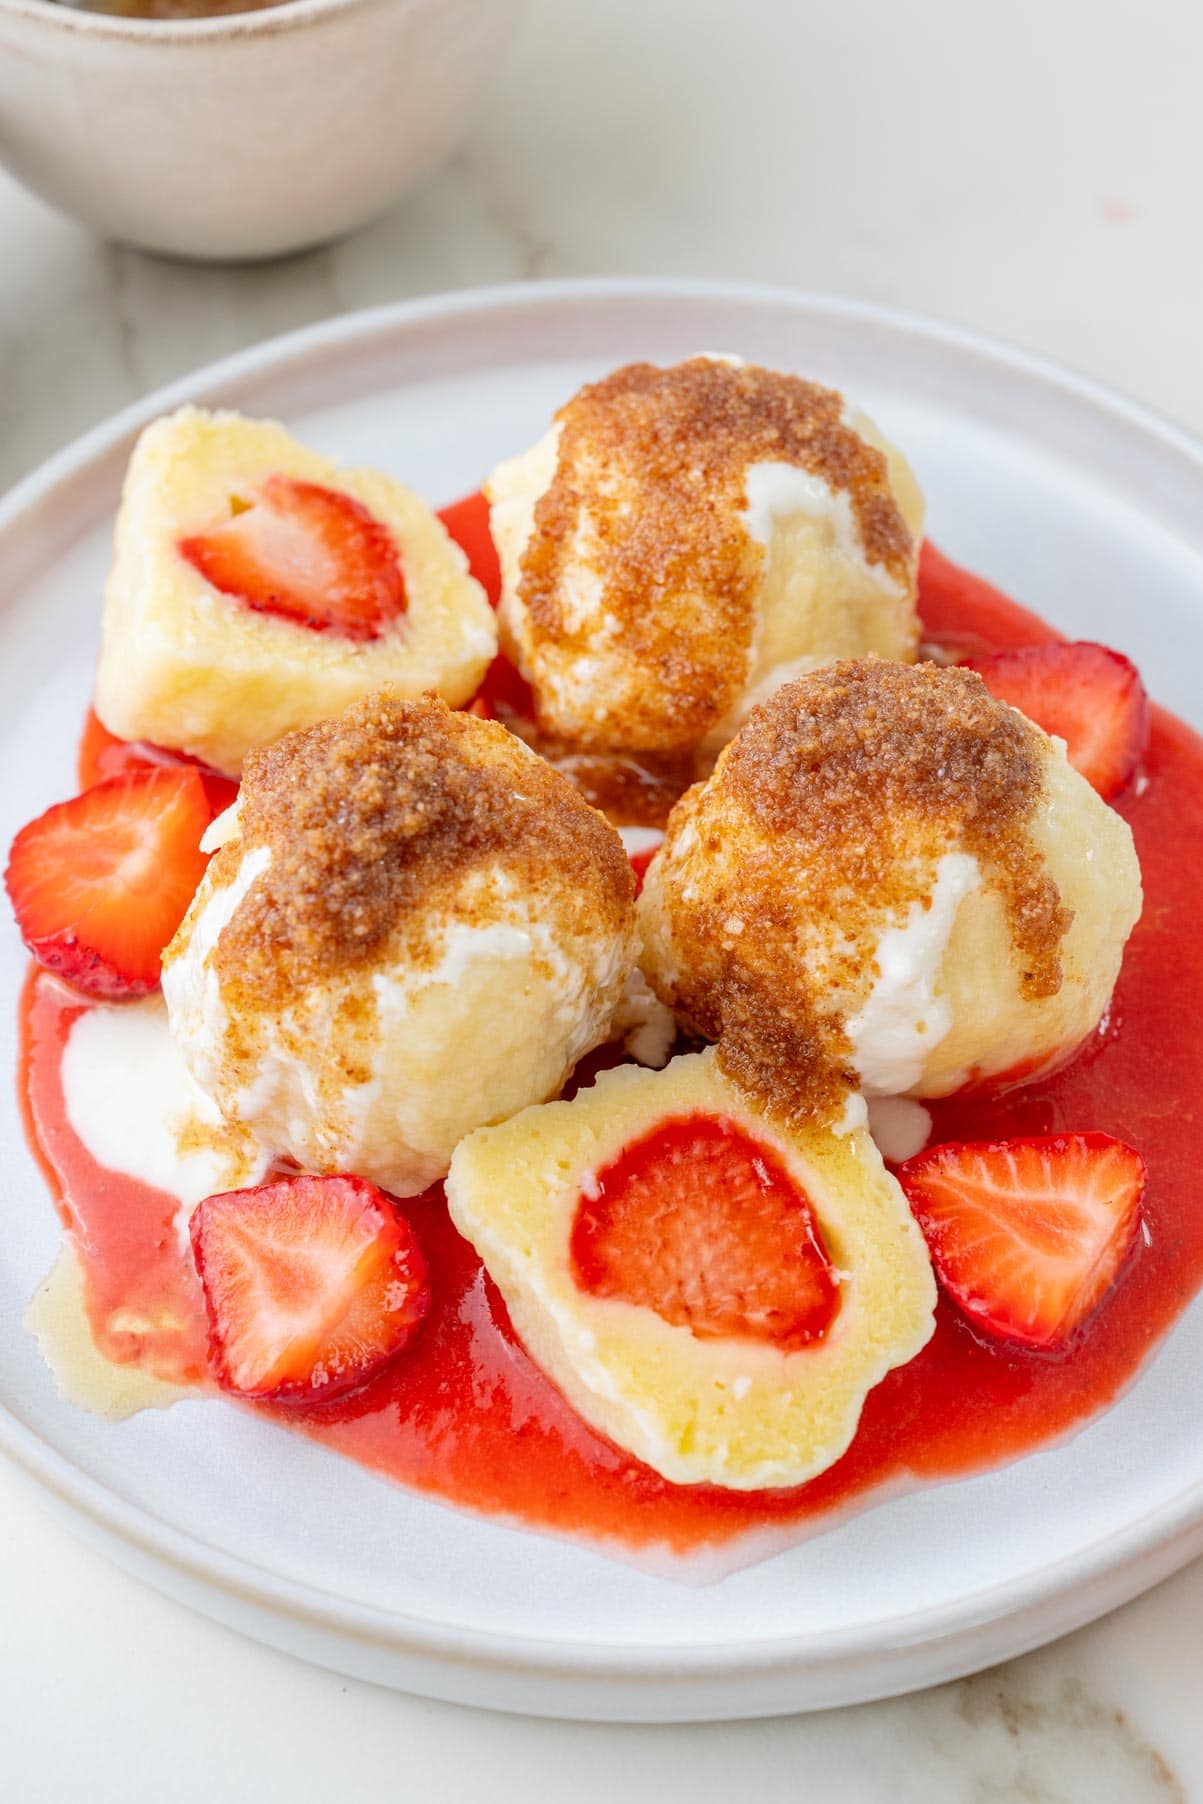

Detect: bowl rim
[0,0,399,42]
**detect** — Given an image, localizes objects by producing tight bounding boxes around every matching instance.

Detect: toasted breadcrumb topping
[651,660,1071,1125]
[210,691,633,1002]
[517,359,915,752]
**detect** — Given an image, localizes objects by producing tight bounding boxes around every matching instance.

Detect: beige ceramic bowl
[0,0,523,260]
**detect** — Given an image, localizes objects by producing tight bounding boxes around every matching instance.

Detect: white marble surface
[2,0,1202,1793]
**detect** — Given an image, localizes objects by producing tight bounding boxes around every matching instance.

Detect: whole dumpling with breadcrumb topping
[487,356,924,763]
[638,659,1142,1113]
[163,694,637,1195]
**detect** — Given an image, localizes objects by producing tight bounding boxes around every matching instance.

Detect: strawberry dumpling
[639,659,1143,1116]
[487,356,924,764]
[94,407,497,775]
[446,1048,936,1490]
[162,694,637,1197]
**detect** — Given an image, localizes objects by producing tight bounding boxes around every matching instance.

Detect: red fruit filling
[899,1132,1146,1352]
[178,474,407,641]
[571,1114,840,1350]
[5,767,213,1000]
[191,1174,431,1404]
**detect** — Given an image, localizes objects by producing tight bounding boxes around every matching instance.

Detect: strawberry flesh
[178,474,407,641]
[437,490,502,607]
[899,1131,1146,1352]
[5,767,213,999]
[190,1174,430,1404]
[571,1113,840,1350]
[77,708,239,815]
[962,640,1149,800]
[628,844,659,896]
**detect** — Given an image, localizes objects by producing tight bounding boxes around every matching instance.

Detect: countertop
[1,0,1201,1796]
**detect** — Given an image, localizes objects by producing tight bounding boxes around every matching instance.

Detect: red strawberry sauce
[15,511,1203,1561]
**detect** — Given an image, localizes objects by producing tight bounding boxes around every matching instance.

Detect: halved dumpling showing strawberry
[446,1050,937,1490]
[94,406,498,775]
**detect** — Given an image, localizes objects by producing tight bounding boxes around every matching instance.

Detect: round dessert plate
[2,280,1203,1722]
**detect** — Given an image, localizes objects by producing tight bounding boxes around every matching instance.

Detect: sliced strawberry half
[178,474,407,641]
[962,641,1149,799]
[190,1175,430,1403]
[571,1113,840,1350]
[898,1132,1146,1352]
[77,708,239,816]
[5,767,213,999]
[437,489,502,607]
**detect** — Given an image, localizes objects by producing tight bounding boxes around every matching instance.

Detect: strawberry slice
[476,651,535,724]
[190,1175,430,1403]
[571,1113,840,1349]
[962,641,1149,799]
[628,846,658,896]
[77,708,239,816]
[437,490,502,607]
[5,767,213,999]
[898,1132,1146,1351]
[178,474,407,641]
[618,827,664,896]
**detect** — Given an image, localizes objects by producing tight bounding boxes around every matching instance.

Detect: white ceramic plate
[3,280,1203,1722]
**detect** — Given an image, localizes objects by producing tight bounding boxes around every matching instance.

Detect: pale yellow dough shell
[711,407,927,751]
[94,406,497,775]
[912,743,1142,1093]
[446,1049,937,1490]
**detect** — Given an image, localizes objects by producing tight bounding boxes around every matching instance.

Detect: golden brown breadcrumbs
[651,659,1072,1126]
[517,359,915,753]
[210,691,634,1006]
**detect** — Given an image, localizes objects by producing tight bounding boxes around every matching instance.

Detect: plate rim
[4,274,1203,1706]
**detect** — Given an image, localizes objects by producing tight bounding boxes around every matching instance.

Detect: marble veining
[949,1666,1182,1800]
